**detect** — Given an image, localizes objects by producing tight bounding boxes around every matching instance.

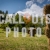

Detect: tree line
[0,10,46,34]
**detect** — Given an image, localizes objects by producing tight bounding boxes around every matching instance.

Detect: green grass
[0,29,48,50]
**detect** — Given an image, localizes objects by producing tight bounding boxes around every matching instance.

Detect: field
[0,29,48,50]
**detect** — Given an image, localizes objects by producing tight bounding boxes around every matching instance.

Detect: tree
[0,10,4,14]
[0,10,9,30]
[5,10,8,14]
[14,13,23,32]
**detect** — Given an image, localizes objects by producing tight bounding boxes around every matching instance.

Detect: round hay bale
[45,28,50,38]
[27,28,36,36]
[43,4,50,15]
[43,4,50,38]
[43,4,50,50]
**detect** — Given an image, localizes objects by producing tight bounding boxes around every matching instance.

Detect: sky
[0,0,50,15]
[0,0,28,13]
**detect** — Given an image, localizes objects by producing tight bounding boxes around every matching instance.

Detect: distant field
[0,29,48,50]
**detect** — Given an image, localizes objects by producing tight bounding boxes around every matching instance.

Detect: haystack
[43,4,50,50]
